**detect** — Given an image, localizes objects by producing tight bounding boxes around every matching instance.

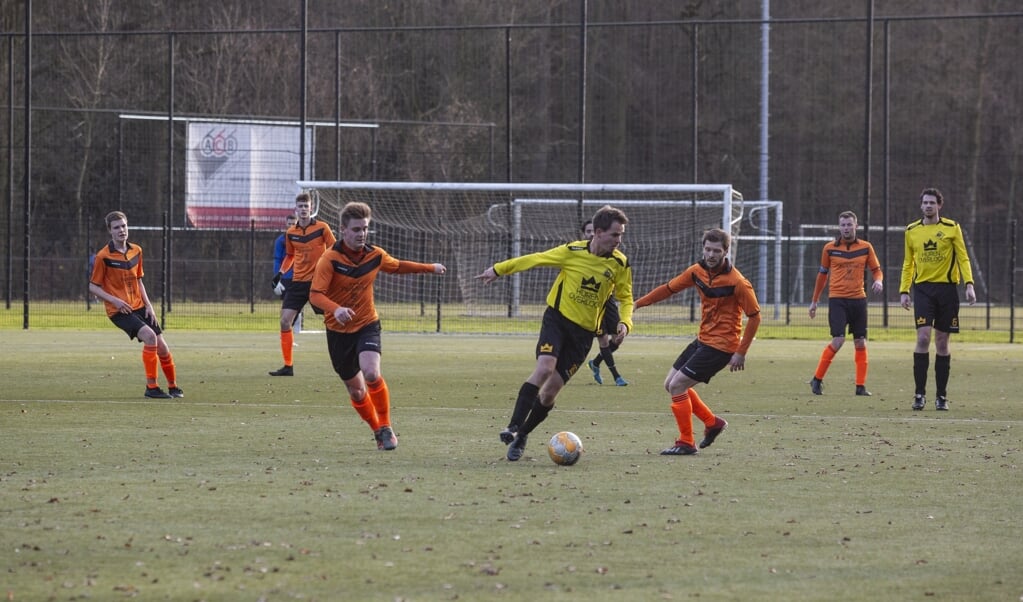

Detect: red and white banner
[185,122,313,230]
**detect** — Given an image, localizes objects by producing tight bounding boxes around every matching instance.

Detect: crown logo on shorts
[580,277,601,293]
[539,343,554,353]
[923,239,938,251]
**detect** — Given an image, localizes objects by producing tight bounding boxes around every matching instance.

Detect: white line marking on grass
[5,398,1023,425]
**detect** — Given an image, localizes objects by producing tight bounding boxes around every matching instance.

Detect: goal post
[298,181,778,333]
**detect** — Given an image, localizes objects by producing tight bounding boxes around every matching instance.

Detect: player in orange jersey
[635,228,760,456]
[89,211,183,399]
[309,202,446,450]
[269,193,336,376]
[808,211,884,396]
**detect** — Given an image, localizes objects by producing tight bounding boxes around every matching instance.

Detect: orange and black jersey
[812,238,882,302]
[310,242,436,333]
[90,241,146,318]
[280,218,337,282]
[636,259,761,355]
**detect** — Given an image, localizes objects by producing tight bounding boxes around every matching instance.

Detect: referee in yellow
[476,205,633,461]
[899,188,976,411]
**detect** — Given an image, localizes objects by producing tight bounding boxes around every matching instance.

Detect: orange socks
[142,344,159,387]
[158,352,177,389]
[280,330,294,366]
[814,344,837,380]
[367,377,391,428]
[670,391,695,446]
[351,397,381,432]
[854,347,868,387]
[687,388,716,427]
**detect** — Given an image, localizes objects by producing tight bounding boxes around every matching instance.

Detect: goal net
[300,181,778,334]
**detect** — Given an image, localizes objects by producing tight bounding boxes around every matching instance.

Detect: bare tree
[45,0,134,251]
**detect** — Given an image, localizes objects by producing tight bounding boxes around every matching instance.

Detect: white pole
[759,0,772,311]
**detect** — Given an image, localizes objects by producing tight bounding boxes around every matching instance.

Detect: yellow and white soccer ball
[547,431,583,466]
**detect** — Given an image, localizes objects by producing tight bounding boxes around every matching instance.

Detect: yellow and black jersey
[899,218,973,293]
[282,218,336,282]
[493,240,633,334]
[812,238,882,301]
[90,241,145,318]
[310,242,436,333]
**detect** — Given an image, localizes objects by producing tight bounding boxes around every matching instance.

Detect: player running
[635,228,760,455]
[309,201,446,450]
[476,205,634,461]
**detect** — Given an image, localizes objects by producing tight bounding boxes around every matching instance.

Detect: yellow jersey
[899,218,973,294]
[493,240,633,334]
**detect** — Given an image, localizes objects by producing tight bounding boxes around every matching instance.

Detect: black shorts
[326,320,383,381]
[672,340,732,384]
[828,297,868,339]
[598,298,621,337]
[913,282,961,334]
[536,306,596,384]
[109,308,162,341]
[278,277,293,303]
[282,280,324,314]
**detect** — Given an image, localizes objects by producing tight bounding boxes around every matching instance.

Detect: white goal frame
[297,180,787,329]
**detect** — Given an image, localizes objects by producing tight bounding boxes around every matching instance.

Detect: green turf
[3,300,1021,343]
[1,332,1021,601]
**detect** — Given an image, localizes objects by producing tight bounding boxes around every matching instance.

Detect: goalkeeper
[309,201,446,451]
[269,193,336,376]
[476,205,634,462]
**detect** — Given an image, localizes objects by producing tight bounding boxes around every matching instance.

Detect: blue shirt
[273,233,294,279]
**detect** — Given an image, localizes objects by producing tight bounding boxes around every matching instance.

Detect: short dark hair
[295,192,312,206]
[838,210,858,222]
[340,201,372,226]
[591,205,628,232]
[920,187,944,205]
[703,228,731,251]
[580,219,593,234]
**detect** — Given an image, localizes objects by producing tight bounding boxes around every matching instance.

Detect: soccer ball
[547,431,583,466]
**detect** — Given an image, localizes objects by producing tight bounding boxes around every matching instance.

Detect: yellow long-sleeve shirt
[493,240,633,334]
[899,218,973,294]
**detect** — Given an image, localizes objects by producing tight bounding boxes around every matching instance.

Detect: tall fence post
[1011,219,1018,344]
[250,219,256,314]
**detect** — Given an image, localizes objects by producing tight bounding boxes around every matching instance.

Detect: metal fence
[2,215,1017,342]
[2,9,1022,338]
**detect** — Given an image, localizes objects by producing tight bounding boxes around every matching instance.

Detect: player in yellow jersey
[808,211,884,396]
[309,202,446,451]
[899,188,976,411]
[89,211,183,399]
[476,205,633,461]
[269,192,336,376]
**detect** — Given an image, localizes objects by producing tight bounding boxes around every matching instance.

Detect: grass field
[2,331,1021,601]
